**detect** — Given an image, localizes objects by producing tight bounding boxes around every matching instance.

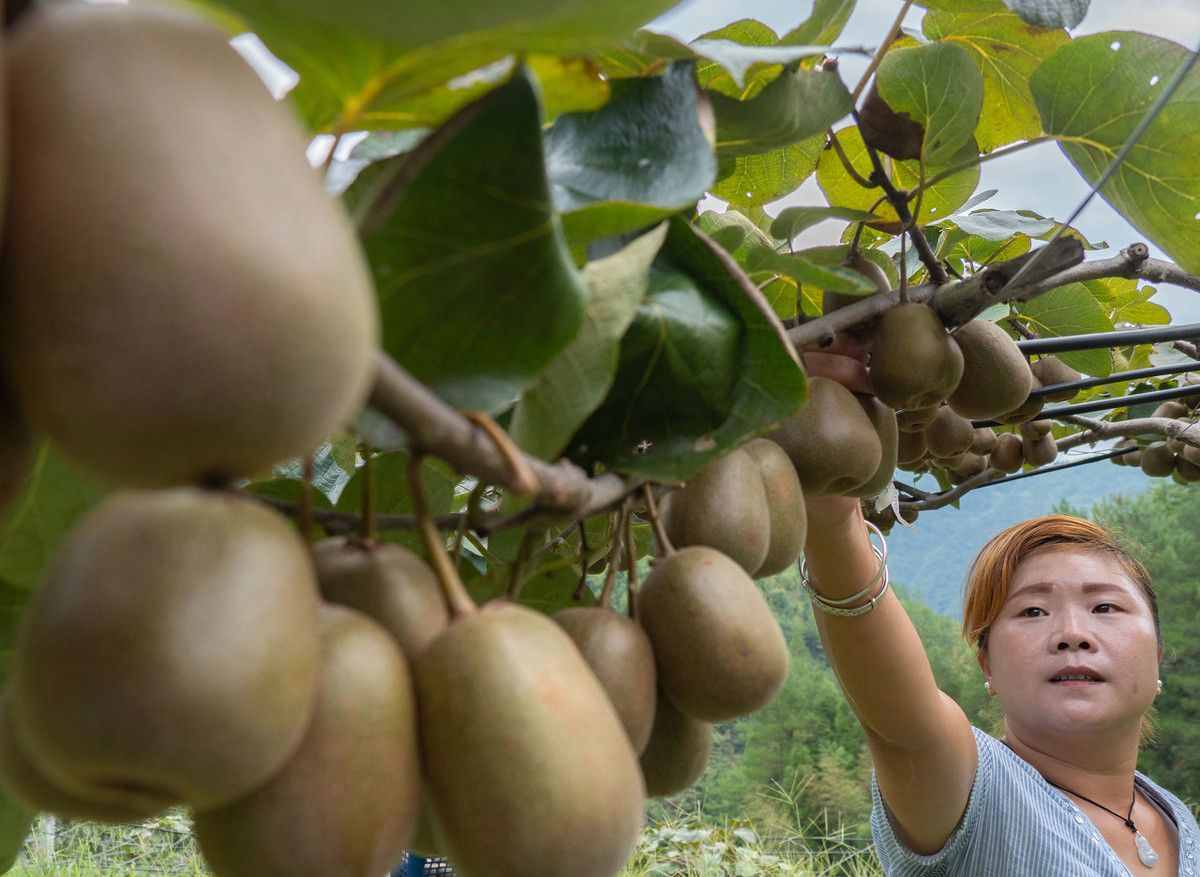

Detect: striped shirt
[872,726,1200,876]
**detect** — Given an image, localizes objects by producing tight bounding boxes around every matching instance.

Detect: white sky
[652,0,1200,323]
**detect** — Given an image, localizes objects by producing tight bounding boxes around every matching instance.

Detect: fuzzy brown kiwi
[846,396,898,498]
[948,320,1034,420]
[3,5,379,487]
[858,81,924,161]
[897,405,940,433]
[742,438,807,578]
[870,304,964,410]
[897,429,927,466]
[924,406,974,459]
[1022,433,1058,468]
[1140,442,1177,478]
[970,427,998,456]
[989,433,1024,474]
[821,250,890,340]
[1030,356,1081,402]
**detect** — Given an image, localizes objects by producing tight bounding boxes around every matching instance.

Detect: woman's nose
[1053,607,1093,651]
[1057,638,1092,651]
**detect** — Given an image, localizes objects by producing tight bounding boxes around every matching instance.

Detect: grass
[9,795,885,877]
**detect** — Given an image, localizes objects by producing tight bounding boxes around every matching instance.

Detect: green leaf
[510,225,667,460]
[466,560,593,614]
[1017,282,1116,376]
[546,63,717,256]
[924,7,1070,153]
[189,0,675,133]
[779,0,858,47]
[1031,32,1200,275]
[949,209,1056,241]
[816,126,982,228]
[770,206,883,242]
[940,228,1031,268]
[760,275,801,321]
[269,439,357,505]
[876,41,983,164]
[698,211,878,293]
[792,245,901,304]
[711,134,823,208]
[350,69,587,413]
[569,218,807,481]
[1087,278,1173,327]
[335,451,457,554]
[1002,0,1089,29]
[710,66,853,156]
[0,445,107,590]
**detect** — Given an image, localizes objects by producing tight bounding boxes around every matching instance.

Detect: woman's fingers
[802,351,873,395]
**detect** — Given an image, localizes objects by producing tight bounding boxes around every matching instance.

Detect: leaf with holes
[876,41,983,164]
[923,6,1069,153]
[545,63,717,258]
[347,69,587,413]
[1017,283,1116,377]
[817,126,982,229]
[510,226,667,460]
[712,134,823,208]
[1031,32,1200,275]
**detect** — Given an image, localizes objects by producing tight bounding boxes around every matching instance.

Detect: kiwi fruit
[1111,439,1137,466]
[1022,433,1058,468]
[870,304,964,410]
[2,4,378,487]
[950,453,988,480]
[313,538,449,659]
[8,489,322,814]
[0,784,31,875]
[742,438,807,578]
[194,605,420,877]
[897,429,927,466]
[1030,356,1081,402]
[822,250,890,337]
[948,320,1034,420]
[769,377,882,496]
[924,406,974,459]
[1181,442,1200,468]
[414,602,644,877]
[1019,420,1053,440]
[1153,401,1190,420]
[660,446,770,575]
[970,427,998,456]
[638,692,712,798]
[997,390,1046,425]
[847,396,898,498]
[638,547,788,722]
[1175,457,1200,482]
[554,607,657,754]
[0,696,152,824]
[898,405,940,433]
[1140,442,1177,478]
[989,433,1024,474]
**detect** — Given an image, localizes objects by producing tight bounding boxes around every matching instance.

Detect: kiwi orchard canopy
[0,0,1197,875]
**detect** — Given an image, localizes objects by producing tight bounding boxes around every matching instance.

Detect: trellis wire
[972,383,1200,427]
[1030,361,1200,399]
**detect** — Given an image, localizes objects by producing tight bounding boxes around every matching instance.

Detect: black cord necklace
[1002,740,1159,868]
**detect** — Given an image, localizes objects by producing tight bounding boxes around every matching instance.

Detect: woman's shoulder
[1136,771,1200,833]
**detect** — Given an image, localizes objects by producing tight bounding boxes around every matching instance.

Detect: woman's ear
[977,647,991,680]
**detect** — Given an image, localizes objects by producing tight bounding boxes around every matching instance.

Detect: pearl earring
[1157,679,1163,695]
[985,680,995,697]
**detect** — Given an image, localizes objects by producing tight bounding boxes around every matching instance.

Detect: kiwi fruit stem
[505,529,538,602]
[624,508,639,620]
[599,506,630,611]
[359,443,376,543]
[410,453,477,619]
[642,484,675,557]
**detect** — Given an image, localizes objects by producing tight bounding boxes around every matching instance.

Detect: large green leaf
[923,7,1069,153]
[1002,0,1089,29]
[816,126,982,227]
[711,134,823,208]
[1017,282,1116,377]
[349,69,587,413]
[770,206,884,242]
[876,42,983,164]
[791,244,901,306]
[545,63,717,256]
[510,225,667,460]
[568,218,807,481]
[189,0,674,133]
[1031,32,1200,275]
[1086,278,1172,327]
[698,211,878,293]
[0,445,107,590]
[711,65,853,157]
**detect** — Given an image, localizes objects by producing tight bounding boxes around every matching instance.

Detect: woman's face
[979,547,1161,740]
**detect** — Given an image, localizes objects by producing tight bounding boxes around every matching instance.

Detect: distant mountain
[881,460,1152,617]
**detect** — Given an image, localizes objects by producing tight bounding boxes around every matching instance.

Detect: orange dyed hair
[961,514,1159,653]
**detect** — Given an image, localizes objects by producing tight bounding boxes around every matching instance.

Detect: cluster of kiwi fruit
[1112,395,1200,483]
[0,6,656,877]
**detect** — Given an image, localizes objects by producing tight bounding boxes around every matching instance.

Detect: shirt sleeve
[869,726,995,876]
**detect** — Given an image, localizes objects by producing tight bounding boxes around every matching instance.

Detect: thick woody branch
[1019,244,1200,299]
[367,352,639,523]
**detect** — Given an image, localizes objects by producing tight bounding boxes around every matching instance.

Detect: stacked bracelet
[799,520,891,617]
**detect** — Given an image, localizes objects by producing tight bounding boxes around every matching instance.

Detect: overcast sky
[651,0,1200,322]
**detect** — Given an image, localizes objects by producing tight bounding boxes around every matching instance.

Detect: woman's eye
[1094,603,1118,613]
[1019,607,1046,617]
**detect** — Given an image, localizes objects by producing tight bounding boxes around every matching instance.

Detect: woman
[802,347,1199,876]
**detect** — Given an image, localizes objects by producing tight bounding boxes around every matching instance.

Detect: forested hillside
[673,479,1200,839]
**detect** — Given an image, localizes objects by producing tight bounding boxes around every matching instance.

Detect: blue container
[394,853,455,876]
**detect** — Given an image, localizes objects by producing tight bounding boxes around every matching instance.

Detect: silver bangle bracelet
[799,520,890,616]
